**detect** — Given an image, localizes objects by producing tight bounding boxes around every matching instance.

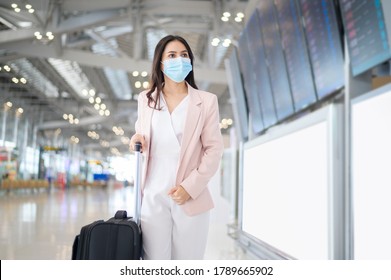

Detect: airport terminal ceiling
[0,0,248,157]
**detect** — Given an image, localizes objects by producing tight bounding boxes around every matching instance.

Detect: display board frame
[237,103,344,259]
[351,83,391,259]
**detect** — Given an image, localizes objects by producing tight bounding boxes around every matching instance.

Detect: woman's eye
[182,53,188,57]
[168,54,175,58]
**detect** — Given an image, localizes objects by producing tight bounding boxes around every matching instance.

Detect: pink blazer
[135,83,224,216]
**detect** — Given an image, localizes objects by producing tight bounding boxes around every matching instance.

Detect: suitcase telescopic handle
[134,142,142,226]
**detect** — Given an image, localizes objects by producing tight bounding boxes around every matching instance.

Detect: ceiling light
[28,9,34,13]
[89,89,95,96]
[95,97,101,104]
[47,33,54,40]
[211,38,220,46]
[220,118,233,128]
[223,12,231,18]
[100,140,110,147]
[105,110,110,116]
[99,110,105,116]
[143,81,149,89]
[17,108,24,114]
[237,12,244,18]
[25,4,32,9]
[82,89,88,96]
[74,118,79,124]
[94,104,100,110]
[68,114,74,119]
[4,65,11,72]
[135,81,141,88]
[34,31,54,41]
[71,136,79,143]
[132,71,139,77]
[14,8,21,12]
[221,16,229,22]
[18,21,32,27]
[222,39,231,47]
[63,114,68,120]
[20,77,27,84]
[121,137,130,144]
[11,4,18,9]
[12,77,19,83]
[235,17,242,22]
[6,102,13,108]
[88,97,94,103]
[88,131,100,140]
[141,71,148,77]
[100,104,106,110]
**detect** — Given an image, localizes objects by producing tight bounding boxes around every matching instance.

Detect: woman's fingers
[168,186,190,205]
[130,134,146,151]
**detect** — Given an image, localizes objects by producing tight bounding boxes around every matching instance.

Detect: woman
[130,35,224,260]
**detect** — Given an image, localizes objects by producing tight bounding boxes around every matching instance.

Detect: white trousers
[141,175,210,260]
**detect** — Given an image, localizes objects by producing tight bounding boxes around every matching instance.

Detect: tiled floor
[0,183,254,260]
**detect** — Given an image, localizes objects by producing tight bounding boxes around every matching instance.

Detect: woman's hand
[130,133,147,152]
[168,185,190,205]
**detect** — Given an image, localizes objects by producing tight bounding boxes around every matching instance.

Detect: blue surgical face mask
[162,57,192,83]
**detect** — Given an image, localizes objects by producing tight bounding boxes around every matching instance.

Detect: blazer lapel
[143,92,155,151]
[179,84,202,165]
[141,90,155,189]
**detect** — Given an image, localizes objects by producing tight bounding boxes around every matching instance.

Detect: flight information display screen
[237,31,265,134]
[299,0,345,99]
[226,48,249,141]
[246,11,278,129]
[257,0,295,121]
[274,0,317,111]
[339,0,391,76]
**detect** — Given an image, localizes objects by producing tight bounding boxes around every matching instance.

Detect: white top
[148,94,189,153]
[161,94,189,145]
[144,93,189,192]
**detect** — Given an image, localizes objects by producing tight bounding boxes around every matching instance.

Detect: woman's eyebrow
[166,50,188,53]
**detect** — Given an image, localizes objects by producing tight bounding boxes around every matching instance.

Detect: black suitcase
[72,143,143,260]
[72,210,141,260]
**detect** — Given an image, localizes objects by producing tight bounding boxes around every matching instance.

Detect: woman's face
[161,40,189,71]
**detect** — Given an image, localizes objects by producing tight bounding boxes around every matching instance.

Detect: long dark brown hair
[146,35,198,109]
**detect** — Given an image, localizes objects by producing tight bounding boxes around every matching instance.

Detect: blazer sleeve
[180,95,224,199]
